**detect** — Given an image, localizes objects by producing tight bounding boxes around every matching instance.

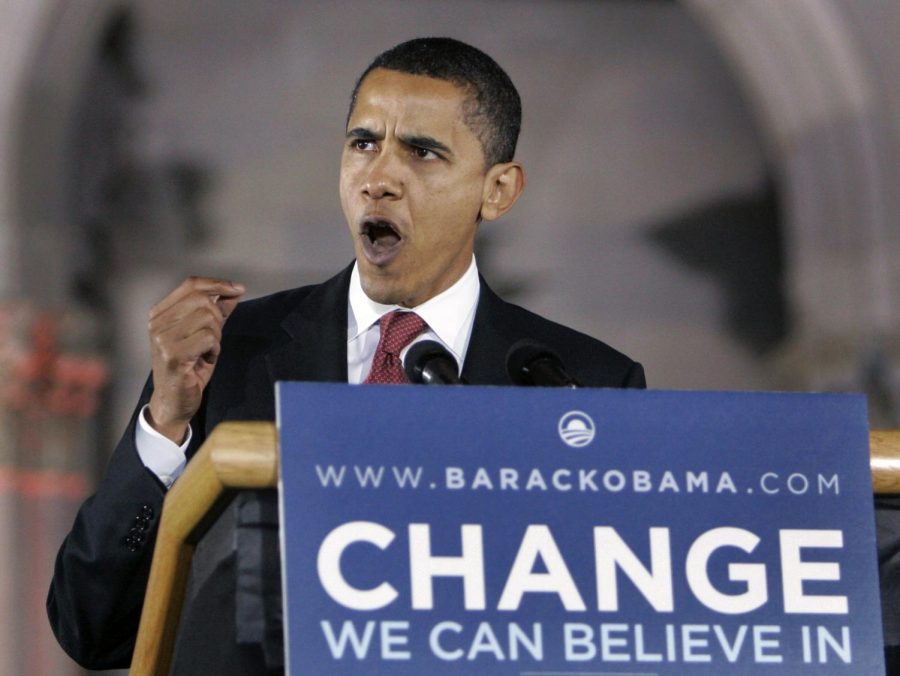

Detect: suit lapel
[461,279,514,386]
[263,268,515,386]
[264,266,351,385]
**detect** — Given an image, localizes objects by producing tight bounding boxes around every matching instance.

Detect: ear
[479,162,525,222]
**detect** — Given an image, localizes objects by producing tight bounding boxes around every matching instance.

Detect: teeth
[363,219,401,248]
[364,220,398,238]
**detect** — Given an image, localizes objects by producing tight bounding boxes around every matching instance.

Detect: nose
[362,149,403,200]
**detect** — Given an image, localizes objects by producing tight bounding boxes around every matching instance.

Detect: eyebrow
[346,127,378,141]
[346,127,453,156]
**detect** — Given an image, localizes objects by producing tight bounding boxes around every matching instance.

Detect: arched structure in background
[684,0,899,420]
[0,3,123,674]
[0,0,120,299]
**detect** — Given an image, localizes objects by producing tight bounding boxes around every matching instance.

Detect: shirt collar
[348,256,480,358]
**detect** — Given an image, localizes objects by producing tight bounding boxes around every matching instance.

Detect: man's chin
[360,277,408,307]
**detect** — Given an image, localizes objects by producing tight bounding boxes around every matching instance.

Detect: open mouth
[359,217,403,265]
[362,218,401,249]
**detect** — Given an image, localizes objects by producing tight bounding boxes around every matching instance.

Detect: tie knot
[377,311,427,356]
[363,311,428,385]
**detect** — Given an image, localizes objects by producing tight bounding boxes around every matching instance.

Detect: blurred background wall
[0,0,896,673]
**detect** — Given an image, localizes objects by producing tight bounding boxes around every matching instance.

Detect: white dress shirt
[346,256,480,383]
[136,257,481,487]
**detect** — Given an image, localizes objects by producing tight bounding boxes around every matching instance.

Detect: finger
[152,309,224,360]
[151,279,244,321]
[150,308,225,363]
[149,289,233,332]
[151,277,245,320]
[159,328,222,374]
[199,339,221,366]
[216,293,242,319]
[191,329,222,367]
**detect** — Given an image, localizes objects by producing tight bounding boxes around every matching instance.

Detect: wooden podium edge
[129,423,898,674]
[872,430,900,494]
[130,421,278,676]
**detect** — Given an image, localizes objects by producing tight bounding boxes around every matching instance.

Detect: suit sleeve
[622,361,646,389]
[48,372,212,668]
[46,377,163,668]
[877,494,900,676]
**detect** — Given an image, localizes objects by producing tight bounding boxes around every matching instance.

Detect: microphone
[404,340,467,385]
[506,339,581,388]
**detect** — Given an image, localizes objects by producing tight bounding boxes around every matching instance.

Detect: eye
[412,146,439,160]
[350,139,376,152]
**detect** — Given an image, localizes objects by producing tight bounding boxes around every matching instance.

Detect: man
[48,38,644,673]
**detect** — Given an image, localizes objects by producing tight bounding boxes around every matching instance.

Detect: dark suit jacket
[47,264,644,672]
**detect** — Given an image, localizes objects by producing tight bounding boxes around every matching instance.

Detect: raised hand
[146,276,245,443]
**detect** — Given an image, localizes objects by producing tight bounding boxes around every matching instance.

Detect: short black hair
[348,37,521,167]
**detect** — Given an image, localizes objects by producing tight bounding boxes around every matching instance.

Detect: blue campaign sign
[277,383,884,675]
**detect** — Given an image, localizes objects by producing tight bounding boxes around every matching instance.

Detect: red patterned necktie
[363,311,428,384]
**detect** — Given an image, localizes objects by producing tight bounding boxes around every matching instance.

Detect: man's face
[340,68,489,308]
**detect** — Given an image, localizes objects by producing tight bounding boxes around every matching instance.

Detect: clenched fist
[146,276,245,443]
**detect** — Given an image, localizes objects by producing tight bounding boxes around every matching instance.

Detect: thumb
[216,291,244,318]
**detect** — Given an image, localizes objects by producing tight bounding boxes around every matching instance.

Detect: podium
[130,421,278,675]
[129,387,900,675]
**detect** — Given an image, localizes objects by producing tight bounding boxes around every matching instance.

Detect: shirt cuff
[135,404,191,488]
